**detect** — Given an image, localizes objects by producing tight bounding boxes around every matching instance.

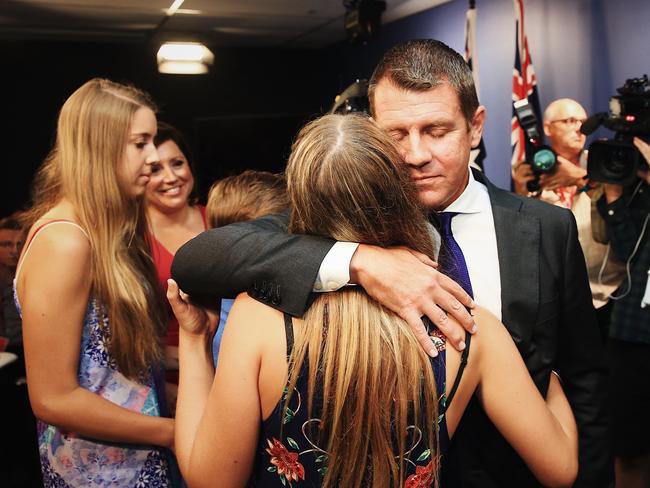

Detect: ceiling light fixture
[162,8,202,15]
[166,0,185,16]
[157,42,214,74]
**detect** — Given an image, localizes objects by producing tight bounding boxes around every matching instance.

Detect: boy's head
[206,170,289,228]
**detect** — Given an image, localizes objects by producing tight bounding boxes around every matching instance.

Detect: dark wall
[2,38,334,216]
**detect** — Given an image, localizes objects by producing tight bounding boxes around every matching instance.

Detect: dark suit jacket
[442,169,612,487]
[171,171,612,487]
[171,210,335,316]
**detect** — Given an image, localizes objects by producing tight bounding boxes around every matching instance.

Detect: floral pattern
[15,291,171,488]
[265,438,306,486]
[405,461,435,488]
[250,315,449,487]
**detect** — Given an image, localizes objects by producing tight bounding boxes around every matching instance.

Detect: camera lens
[604,148,630,177]
[533,148,556,172]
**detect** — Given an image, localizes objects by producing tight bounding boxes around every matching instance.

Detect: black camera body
[513,98,557,192]
[585,74,650,185]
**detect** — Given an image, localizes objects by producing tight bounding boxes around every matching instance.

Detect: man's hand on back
[350,244,477,356]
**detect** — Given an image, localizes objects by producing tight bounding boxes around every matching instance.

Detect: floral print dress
[249,314,451,487]
[14,220,172,488]
[14,293,172,488]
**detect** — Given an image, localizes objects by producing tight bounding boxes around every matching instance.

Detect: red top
[148,205,207,349]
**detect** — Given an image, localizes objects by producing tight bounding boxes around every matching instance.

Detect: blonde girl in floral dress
[15,78,174,487]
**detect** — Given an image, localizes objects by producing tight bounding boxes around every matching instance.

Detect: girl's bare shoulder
[228,293,289,332]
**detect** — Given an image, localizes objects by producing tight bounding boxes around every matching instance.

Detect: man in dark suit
[172,39,611,487]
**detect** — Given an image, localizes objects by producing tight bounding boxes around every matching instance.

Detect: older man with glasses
[513,98,588,199]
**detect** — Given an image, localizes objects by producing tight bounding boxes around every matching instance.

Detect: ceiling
[0,0,451,48]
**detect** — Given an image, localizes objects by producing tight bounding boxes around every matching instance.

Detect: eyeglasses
[549,117,586,128]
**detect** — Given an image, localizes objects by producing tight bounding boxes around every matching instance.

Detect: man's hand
[512,162,536,195]
[166,279,220,339]
[538,155,587,191]
[350,244,476,356]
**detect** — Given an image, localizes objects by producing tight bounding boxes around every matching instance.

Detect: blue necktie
[437,212,474,298]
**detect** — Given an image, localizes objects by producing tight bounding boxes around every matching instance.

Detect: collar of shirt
[442,168,486,215]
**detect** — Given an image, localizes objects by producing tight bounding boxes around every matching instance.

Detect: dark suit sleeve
[170,212,336,317]
[554,211,613,487]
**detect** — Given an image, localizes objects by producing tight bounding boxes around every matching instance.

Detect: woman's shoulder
[16,210,92,299]
[20,206,90,275]
[229,293,287,328]
[27,217,89,255]
[472,306,502,330]
[468,306,517,362]
[222,293,293,360]
[444,305,503,344]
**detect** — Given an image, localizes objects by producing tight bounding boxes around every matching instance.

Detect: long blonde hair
[285,114,440,487]
[25,78,165,378]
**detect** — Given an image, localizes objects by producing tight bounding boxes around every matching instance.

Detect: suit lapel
[472,169,540,344]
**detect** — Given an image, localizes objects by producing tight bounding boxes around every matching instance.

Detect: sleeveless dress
[250,314,470,487]
[15,220,172,488]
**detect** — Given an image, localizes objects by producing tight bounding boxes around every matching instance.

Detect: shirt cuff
[313,241,360,292]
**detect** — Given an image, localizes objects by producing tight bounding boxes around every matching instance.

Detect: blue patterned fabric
[15,289,172,488]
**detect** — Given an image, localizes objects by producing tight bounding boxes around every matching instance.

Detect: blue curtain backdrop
[327,0,650,189]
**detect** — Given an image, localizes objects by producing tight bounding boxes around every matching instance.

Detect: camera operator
[597,136,650,487]
[513,98,626,339]
[513,98,589,198]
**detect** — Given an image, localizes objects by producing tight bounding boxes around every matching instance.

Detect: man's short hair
[368,39,479,125]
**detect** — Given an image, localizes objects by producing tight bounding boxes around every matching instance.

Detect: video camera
[513,98,557,192]
[583,74,650,185]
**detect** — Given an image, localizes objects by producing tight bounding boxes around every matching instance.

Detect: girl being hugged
[170,114,577,488]
[15,78,174,487]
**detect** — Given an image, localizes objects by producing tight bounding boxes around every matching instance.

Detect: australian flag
[464,0,486,171]
[511,0,542,170]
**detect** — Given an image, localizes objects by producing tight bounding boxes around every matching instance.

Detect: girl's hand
[166,279,219,338]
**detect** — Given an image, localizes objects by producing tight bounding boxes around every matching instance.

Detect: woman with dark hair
[169,114,578,488]
[145,122,207,413]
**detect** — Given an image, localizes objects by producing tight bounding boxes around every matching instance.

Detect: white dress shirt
[315,169,502,319]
